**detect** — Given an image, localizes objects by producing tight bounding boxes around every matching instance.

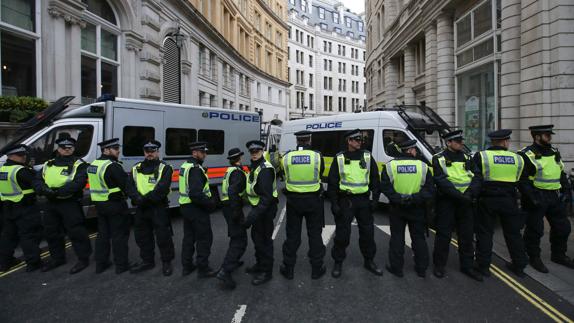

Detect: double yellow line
[431,228,573,322]
[0,232,98,278]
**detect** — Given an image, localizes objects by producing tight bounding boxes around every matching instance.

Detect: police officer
[519,125,574,272]
[328,129,382,278]
[0,144,43,272]
[37,137,92,274]
[179,141,217,278]
[473,130,528,278]
[381,139,434,278]
[129,140,175,276]
[89,138,139,274]
[280,130,326,280]
[431,130,483,281]
[243,140,278,286]
[216,148,248,290]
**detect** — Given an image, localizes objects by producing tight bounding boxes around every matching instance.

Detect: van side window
[382,129,409,157]
[166,128,197,156]
[198,129,224,155]
[28,125,94,166]
[311,130,374,157]
[123,126,155,156]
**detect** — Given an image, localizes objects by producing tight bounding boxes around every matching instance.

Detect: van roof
[284,110,409,130]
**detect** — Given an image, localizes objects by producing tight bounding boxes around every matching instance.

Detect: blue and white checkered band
[6,146,27,155]
[291,155,311,164]
[397,165,417,173]
[87,165,98,174]
[249,144,264,150]
[493,156,516,165]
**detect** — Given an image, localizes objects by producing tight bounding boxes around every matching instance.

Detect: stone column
[223,99,229,109]
[425,23,437,109]
[436,13,455,125]
[403,45,416,105]
[384,61,398,107]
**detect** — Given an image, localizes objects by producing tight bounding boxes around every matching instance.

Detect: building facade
[0,0,289,122]
[366,0,574,163]
[287,0,367,120]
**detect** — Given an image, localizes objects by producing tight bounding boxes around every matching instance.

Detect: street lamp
[172,26,186,48]
[302,105,308,118]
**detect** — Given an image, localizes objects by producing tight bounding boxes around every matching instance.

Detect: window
[382,129,410,157]
[415,38,426,75]
[311,130,374,157]
[309,55,313,67]
[334,27,342,34]
[289,0,295,5]
[456,15,472,48]
[163,38,181,103]
[474,1,492,37]
[333,12,339,23]
[122,126,155,156]
[358,21,364,32]
[309,73,313,87]
[457,38,494,68]
[301,0,307,12]
[166,128,197,155]
[318,7,325,19]
[198,130,224,154]
[309,93,314,110]
[397,55,405,84]
[345,17,352,28]
[347,31,354,38]
[81,0,120,104]
[28,125,94,165]
[320,23,327,30]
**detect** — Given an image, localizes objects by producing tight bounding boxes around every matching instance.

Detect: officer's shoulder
[159,160,172,168]
[335,151,345,157]
[518,145,534,154]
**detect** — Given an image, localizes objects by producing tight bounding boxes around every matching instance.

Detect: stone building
[287,0,367,119]
[0,0,289,122]
[365,0,574,163]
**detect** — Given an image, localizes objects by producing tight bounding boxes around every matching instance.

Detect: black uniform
[221,166,248,273]
[0,160,42,269]
[380,155,434,273]
[180,157,215,271]
[282,146,326,270]
[244,157,278,274]
[36,156,92,265]
[473,147,528,271]
[327,149,380,263]
[131,159,175,265]
[93,155,138,272]
[518,143,572,260]
[432,149,480,271]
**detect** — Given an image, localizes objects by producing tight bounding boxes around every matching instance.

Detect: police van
[0,96,261,215]
[279,105,452,181]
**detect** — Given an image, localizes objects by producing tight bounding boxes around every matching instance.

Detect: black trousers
[180,204,213,269]
[433,197,475,270]
[282,194,325,268]
[476,196,527,269]
[331,195,376,263]
[0,203,42,266]
[523,190,571,258]
[250,203,278,273]
[388,206,429,272]
[94,200,130,269]
[43,199,92,263]
[134,205,175,263]
[221,205,248,273]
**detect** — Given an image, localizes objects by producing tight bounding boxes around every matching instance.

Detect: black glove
[330,200,341,217]
[42,187,57,199]
[370,200,378,212]
[131,195,143,207]
[243,214,256,229]
[560,191,572,204]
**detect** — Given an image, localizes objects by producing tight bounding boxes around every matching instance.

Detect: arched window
[162,38,181,103]
[80,0,120,103]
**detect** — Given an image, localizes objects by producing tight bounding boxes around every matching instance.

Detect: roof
[284,110,410,130]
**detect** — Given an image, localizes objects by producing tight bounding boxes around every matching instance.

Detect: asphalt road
[1,193,573,322]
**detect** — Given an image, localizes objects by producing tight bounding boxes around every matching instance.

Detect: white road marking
[377,225,412,248]
[322,225,336,245]
[231,305,247,323]
[271,206,287,240]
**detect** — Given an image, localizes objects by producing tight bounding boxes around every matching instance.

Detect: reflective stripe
[283,151,320,185]
[337,152,370,188]
[0,165,34,202]
[436,155,473,192]
[421,163,428,186]
[480,151,490,180]
[387,159,426,195]
[480,150,523,182]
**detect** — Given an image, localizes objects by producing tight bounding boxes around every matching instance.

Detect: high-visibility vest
[336,151,371,194]
[522,148,563,190]
[132,161,167,196]
[283,150,321,193]
[221,166,246,201]
[436,154,474,193]
[264,151,282,170]
[178,161,211,205]
[246,161,278,206]
[479,150,523,183]
[42,159,83,189]
[87,159,122,202]
[0,164,34,202]
[386,159,428,195]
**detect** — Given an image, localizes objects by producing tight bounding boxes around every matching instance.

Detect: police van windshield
[311,130,374,157]
[28,125,94,166]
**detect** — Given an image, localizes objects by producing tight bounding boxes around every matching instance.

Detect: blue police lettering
[207,111,259,122]
[493,156,515,165]
[0,172,8,181]
[291,155,311,164]
[397,165,417,174]
[305,121,342,130]
[87,166,98,174]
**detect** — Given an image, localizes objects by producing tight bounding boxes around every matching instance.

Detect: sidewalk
[492,217,574,305]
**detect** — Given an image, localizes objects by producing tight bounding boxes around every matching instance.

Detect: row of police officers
[0,124,572,289]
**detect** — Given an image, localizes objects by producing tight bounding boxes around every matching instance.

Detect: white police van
[0,96,261,215]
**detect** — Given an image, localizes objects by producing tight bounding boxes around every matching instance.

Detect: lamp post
[302,105,308,118]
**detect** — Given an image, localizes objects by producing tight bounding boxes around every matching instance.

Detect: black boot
[529,257,549,273]
[115,264,132,275]
[95,261,112,274]
[26,261,43,273]
[216,270,237,290]
[162,262,173,276]
[433,266,445,278]
[475,266,491,278]
[311,265,326,280]
[331,262,342,278]
[364,260,383,276]
[182,264,197,276]
[506,262,526,278]
[385,265,403,278]
[198,266,218,278]
[415,268,426,278]
[245,263,263,274]
[251,272,272,286]
[130,262,155,274]
[551,254,574,269]
[69,260,89,275]
[279,264,294,280]
[41,260,66,272]
[461,268,483,282]
[0,257,21,272]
